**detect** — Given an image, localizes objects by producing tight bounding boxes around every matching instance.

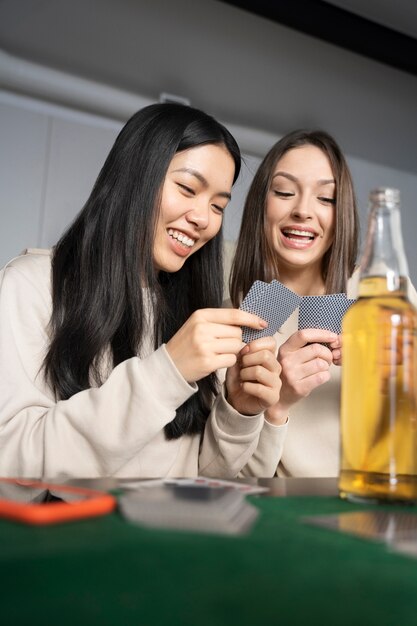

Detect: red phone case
[0,477,116,524]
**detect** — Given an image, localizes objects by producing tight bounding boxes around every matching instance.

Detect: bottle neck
[358,275,408,298]
[359,203,409,293]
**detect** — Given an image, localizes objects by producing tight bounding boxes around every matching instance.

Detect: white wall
[0,88,259,266]
[0,99,49,264]
[1,88,417,286]
[0,91,120,265]
[1,0,416,174]
[347,156,417,278]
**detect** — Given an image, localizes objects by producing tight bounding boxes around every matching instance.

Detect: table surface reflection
[63,475,339,497]
[2,476,417,626]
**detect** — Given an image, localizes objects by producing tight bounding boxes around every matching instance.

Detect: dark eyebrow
[172,167,231,200]
[272,171,298,183]
[272,171,335,186]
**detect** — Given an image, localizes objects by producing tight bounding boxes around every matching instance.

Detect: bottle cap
[370,187,400,207]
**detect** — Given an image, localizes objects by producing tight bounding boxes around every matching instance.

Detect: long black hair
[44,103,241,439]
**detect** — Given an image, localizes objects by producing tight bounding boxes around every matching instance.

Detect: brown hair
[229,129,359,306]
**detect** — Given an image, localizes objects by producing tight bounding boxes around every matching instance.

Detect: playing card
[322,295,356,334]
[390,538,417,559]
[240,280,270,312]
[298,293,356,334]
[303,510,417,544]
[118,480,261,535]
[298,295,327,330]
[241,280,301,343]
[164,477,269,495]
[117,477,269,495]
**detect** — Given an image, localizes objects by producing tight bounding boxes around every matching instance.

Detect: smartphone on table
[0,477,116,524]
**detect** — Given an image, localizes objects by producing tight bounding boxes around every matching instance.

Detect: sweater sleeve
[0,261,196,478]
[199,386,287,478]
[206,299,287,478]
[239,418,288,477]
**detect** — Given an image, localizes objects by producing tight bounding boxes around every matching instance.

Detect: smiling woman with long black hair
[0,103,282,479]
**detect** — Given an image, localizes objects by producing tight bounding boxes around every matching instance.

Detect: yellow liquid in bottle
[339,277,417,502]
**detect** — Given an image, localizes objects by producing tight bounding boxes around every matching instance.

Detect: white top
[0,250,286,480]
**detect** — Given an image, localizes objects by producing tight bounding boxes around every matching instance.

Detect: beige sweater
[0,250,286,480]
[274,311,342,477]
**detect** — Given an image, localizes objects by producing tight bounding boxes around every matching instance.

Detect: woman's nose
[185,205,209,229]
[291,193,312,220]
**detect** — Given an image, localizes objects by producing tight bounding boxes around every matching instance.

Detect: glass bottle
[339,187,417,502]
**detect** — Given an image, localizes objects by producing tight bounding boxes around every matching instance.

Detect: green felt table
[2,479,417,626]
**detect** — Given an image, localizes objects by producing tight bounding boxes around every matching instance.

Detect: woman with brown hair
[230,129,360,477]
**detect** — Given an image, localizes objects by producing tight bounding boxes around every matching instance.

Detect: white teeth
[168,228,195,247]
[284,228,315,238]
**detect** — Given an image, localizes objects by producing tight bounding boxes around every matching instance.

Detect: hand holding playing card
[166,308,267,383]
[240,280,355,342]
[328,335,342,366]
[237,279,354,419]
[266,328,338,422]
[240,280,301,343]
[298,293,353,361]
[225,336,282,416]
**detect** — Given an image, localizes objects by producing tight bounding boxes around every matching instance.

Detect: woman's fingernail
[259,319,268,328]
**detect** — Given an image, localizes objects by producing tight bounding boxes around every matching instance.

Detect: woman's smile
[167,228,197,256]
[266,144,335,276]
[280,225,319,249]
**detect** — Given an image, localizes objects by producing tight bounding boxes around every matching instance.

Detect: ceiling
[322,0,417,40]
[221,0,417,76]
[0,0,416,173]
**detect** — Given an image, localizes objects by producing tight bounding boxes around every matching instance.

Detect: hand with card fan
[297,293,354,364]
[237,278,346,424]
[268,327,339,423]
[167,308,282,416]
[166,308,268,383]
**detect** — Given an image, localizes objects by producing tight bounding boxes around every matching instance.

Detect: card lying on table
[303,510,417,544]
[118,477,268,495]
[118,481,260,535]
